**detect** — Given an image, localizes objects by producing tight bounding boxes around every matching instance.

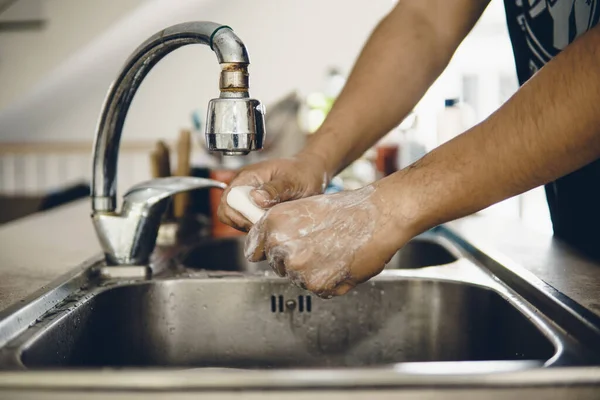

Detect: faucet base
[95,265,151,280]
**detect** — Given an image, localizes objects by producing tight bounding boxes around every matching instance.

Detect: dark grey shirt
[503,0,600,257]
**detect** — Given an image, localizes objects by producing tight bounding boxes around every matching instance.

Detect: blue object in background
[324,181,343,194]
[191,110,203,132]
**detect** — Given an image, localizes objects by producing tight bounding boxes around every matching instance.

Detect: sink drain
[271,295,311,313]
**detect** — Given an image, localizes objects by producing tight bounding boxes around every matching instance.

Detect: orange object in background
[209,169,246,238]
[375,145,398,178]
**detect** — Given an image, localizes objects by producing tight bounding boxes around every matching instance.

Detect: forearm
[300,1,490,178]
[383,25,600,237]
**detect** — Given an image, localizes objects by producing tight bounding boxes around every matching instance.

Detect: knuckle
[229,170,258,188]
[315,289,334,299]
[333,282,355,297]
[303,278,322,294]
[289,273,308,290]
[267,251,287,276]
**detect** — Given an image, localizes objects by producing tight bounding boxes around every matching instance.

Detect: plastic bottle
[436,98,476,146]
[300,68,346,134]
[396,112,427,170]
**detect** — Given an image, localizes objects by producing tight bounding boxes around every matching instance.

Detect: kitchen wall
[416,0,552,234]
[0,0,552,233]
[0,0,393,142]
[0,0,145,109]
[0,0,393,196]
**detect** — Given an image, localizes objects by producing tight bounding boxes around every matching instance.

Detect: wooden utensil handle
[173,130,192,218]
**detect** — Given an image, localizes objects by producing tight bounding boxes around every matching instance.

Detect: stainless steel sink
[0,229,596,375]
[178,233,459,272]
[17,277,554,369]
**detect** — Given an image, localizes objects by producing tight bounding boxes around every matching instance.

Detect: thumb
[250,180,299,208]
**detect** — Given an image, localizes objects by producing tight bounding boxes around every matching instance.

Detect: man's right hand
[217,152,329,231]
[219,0,488,232]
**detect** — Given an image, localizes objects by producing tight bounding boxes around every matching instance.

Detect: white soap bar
[227,186,267,224]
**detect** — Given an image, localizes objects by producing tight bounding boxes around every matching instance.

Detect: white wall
[420,0,552,233]
[0,0,551,232]
[0,0,144,109]
[0,0,393,143]
[414,0,517,150]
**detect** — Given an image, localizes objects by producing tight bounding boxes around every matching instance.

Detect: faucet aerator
[205,97,265,154]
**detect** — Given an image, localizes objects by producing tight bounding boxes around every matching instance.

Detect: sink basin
[179,233,459,272]
[18,277,554,369]
[1,228,596,376]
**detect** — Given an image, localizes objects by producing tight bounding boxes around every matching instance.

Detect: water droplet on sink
[202,305,208,310]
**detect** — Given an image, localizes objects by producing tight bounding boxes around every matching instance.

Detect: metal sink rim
[0,228,598,376]
[2,263,571,371]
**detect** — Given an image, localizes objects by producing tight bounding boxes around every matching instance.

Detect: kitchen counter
[445,216,600,319]
[0,200,99,312]
[0,200,599,398]
[1,200,598,318]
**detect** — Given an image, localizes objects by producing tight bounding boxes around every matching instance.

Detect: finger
[267,246,287,277]
[286,268,307,289]
[244,218,267,262]
[308,272,355,299]
[332,281,356,297]
[250,179,300,208]
[217,198,252,232]
[217,174,260,231]
[264,230,291,277]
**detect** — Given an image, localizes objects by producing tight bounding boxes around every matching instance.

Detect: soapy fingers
[217,172,261,232]
[244,186,401,298]
[218,155,329,231]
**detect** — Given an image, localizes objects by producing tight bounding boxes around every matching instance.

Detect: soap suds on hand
[244,186,377,298]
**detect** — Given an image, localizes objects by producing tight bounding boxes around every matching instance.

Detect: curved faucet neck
[91,22,250,213]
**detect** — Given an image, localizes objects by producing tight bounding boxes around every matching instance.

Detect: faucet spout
[91,22,265,265]
[92,21,264,213]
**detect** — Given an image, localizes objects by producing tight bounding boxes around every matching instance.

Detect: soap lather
[227,186,267,224]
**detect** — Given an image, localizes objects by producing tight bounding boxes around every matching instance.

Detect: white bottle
[397,112,427,170]
[436,98,476,146]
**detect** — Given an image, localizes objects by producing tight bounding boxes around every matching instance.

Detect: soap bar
[227,186,267,224]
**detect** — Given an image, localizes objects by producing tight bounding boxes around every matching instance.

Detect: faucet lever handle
[94,177,227,266]
[122,177,226,210]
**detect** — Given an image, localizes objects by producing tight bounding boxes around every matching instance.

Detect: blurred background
[0,0,551,232]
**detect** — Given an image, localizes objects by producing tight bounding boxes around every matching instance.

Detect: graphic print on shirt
[512,0,600,74]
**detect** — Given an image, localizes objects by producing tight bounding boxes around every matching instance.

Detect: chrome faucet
[91,22,265,266]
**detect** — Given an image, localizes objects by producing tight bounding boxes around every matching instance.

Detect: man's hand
[244,185,412,298]
[218,153,329,232]
[219,0,488,233]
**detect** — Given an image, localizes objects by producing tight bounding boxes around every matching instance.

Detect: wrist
[372,169,432,243]
[298,126,349,178]
[291,151,332,192]
[295,148,336,187]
